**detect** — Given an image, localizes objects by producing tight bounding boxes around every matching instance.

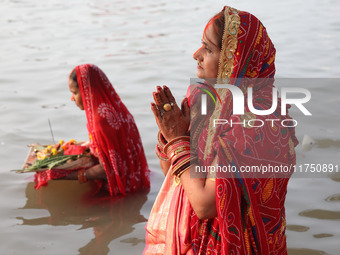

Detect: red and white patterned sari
[144,6,297,255]
[76,64,150,196]
[35,64,150,196]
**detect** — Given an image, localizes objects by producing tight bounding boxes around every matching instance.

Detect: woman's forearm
[160,160,171,176]
[178,165,217,220]
[58,163,106,181]
[86,163,107,179]
[150,86,216,218]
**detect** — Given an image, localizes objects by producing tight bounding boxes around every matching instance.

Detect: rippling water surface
[1,0,339,254]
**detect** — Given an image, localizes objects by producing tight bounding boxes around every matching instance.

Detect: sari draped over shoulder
[76,64,150,196]
[35,64,150,196]
[145,6,297,255]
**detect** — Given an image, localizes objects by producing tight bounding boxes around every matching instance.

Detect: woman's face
[69,78,84,110]
[193,23,220,79]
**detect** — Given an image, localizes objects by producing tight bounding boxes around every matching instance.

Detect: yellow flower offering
[51,148,58,156]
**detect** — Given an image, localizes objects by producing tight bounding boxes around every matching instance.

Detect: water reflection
[18,181,149,255]
[325,193,340,202]
[286,225,310,232]
[313,233,334,239]
[316,139,340,149]
[329,172,340,182]
[299,209,340,220]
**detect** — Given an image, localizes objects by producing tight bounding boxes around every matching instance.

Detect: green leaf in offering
[16,155,79,173]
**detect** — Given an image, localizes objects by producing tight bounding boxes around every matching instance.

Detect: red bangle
[78,169,87,184]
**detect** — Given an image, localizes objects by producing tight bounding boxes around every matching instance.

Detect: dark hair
[70,69,78,87]
[209,11,225,49]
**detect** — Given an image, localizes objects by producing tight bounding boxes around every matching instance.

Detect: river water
[0,0,339,254]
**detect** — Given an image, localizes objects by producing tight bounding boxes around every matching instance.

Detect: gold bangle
[155,144,168,161]
[164,136,190,155]
[174,167,190,186]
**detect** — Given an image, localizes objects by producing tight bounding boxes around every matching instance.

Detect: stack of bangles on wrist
[164,136,197,183]
[155,131,168,161]
[78,169,88,184]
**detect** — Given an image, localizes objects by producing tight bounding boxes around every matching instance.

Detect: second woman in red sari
[35,64,150,196]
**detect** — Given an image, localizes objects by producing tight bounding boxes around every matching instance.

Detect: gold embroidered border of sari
[203,6,241,160]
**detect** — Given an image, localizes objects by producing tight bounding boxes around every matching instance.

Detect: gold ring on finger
[163,103,172,112]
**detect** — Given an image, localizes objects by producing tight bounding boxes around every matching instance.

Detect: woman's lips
[197,65,203,70]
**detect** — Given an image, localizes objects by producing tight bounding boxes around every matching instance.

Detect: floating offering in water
[13,139,93,173]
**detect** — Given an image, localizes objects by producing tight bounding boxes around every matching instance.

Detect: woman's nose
[71,95,75,101]
[193,45,203,61]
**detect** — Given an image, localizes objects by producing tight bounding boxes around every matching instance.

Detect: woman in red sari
[35,64,150,196]
[144,6,297,254]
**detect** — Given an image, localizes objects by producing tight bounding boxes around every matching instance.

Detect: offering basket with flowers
[14,139,95,173]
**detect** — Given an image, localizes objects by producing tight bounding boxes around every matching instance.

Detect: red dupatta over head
[75,64,150,196]
[188,6,298,255]
[145,6,298,255]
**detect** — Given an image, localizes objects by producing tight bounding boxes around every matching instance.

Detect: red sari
[35,64,150,196]
[76,64,150,196]
[144,6,297,255]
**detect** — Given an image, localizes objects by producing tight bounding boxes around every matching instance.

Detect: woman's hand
[80,141,90,149]
[151,86,190,141]
[86,163,107,179]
